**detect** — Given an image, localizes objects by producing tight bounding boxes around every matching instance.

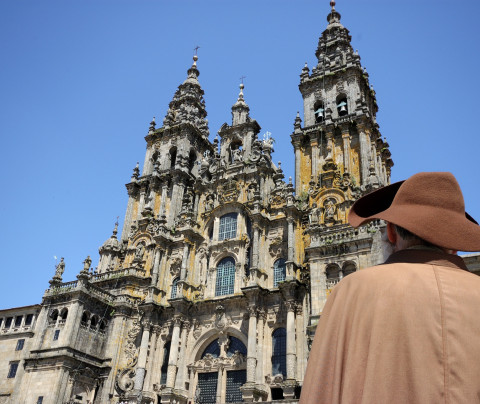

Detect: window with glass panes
[7,363,18,378]
[226,370,246,403]
[171,277,179,299]
[219,213,237,241]
[15,339,24,351]
[273,258,286,287]
[272,328,287,377]
[215,257,235,296]
[14,316,22,327]
[25,314,34,326]
[197,372,218,404]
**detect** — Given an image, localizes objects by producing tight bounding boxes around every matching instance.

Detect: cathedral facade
[0,4,395,404]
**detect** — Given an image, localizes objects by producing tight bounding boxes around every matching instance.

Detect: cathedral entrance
[191,335,247,403]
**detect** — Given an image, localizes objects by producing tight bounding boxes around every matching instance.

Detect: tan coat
[300,249,480,404]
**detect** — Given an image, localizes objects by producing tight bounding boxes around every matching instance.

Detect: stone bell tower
[291,1,394,326]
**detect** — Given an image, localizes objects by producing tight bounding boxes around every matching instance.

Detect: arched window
[90,316,98,330]
[60,308,68,320]
[49,310,59,324]
[188,149,197,172]
[202,339,221,358]
[314,101,325,123]
[81,312,89,326]
[219,213,237,241]
[273,259,286,287]
[169,147,177,169]
[171,277,179,299]
[227,336,247,357]
[215,257,235,296]
[272,328,287,377]
[326,263,340,280]
[336,95,348,116]
[160,341,170,385]
[343,261,356,277]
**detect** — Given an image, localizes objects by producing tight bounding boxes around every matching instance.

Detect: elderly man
[300,172,480,403]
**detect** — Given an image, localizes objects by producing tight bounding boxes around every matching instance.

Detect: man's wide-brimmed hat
[348,172,480,251]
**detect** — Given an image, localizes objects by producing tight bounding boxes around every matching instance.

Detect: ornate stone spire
[232,80,250,126]
[327,0,343,27]
[162,53,209,137]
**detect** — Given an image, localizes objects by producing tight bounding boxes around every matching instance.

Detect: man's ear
[387,222,397,244]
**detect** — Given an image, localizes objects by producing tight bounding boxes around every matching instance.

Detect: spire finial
[330,0,336,11]
[192,46,200,67]
[113,217,119,236]
[238,77,246,101]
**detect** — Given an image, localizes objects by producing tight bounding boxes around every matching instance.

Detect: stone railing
[85,283,115,303]
[45,280,79,296]
[90,267,146,283]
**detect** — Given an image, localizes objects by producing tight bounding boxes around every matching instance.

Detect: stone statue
[205,195,214,211]
[134,243,145,260]
[309,203,320,224]
[324,199,336,219]
[83,256,92,271]
[55,257,65,278]
[247,185,256,201]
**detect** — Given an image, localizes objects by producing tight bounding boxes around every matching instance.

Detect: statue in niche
[324,199,337,220]
[231,147,243,163]
[247,185,256,201]
[205,194,214,211]
[134,243,145,261]
[309,203,320,224]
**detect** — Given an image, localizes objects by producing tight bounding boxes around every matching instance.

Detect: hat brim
[349,180,480,251]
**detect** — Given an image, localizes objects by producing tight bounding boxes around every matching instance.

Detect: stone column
[144,326,160,391]
[193,192,200,217]
[252,225,260,268]
[180,243,190,280]
[174,321,190,390]
[151,332,166,389]
[255,309,265,384]
[310,138,319,179]
[295,304,305,381]
[159,184,168,219]
[341,127,351,174]
[121,194,136,241]
[151,249,162,287]
[134,320,151,390]
[287,217,295,263]
[294,145,301,195]
[358,125,370,186]
[137,187,146,220]
[166,318,182,388]
[285,301,296,380]
[246,306,257,383]
[142,145,153,176]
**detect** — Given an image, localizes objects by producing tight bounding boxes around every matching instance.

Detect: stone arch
[325,263,340,279]
[188,327,248,365]
[342,260,357,276]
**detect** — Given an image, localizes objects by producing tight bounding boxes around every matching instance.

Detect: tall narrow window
[272,328,287,377]
[219,213,237,241]
[14,316,23,327]
[197,372,218,404]
[25,314,33,326]
[7,362,18,378]
[215,257,235,296]
[53,330,60,341]
[36,397,44,404]
[15,339,24,351]
[273,258,286,287]
[337,96,348,116]
[171,277,179,299]
[226,370,246,403]
[160,341,170,385]
[5,317,13,328]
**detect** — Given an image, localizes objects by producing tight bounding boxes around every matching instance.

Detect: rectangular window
[36,397,44,404]
[219,213,237,241]
[5,317,13,328]
[197,372,218,404]
[7,363,18,378]
[25,314,34,326]
[14,316,23,327]
[15,339,25,351]
[226,370,246,403]
[53,330,60,341]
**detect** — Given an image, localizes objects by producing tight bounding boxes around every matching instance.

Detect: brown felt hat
[348,172,480,251]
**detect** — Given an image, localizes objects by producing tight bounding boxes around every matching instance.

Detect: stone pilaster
[134,319,151,390]
[151,249,162,286]
[166,317,182,388]
[341,127,351,174]
[246,306,257,383]
[287,217,295,264]
[174,320,190,391]
[159,184,168,219]
[180,243,190,280]
[285,301,296,381]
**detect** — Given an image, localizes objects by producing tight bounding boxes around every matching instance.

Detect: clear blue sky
[1,0,479,309]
